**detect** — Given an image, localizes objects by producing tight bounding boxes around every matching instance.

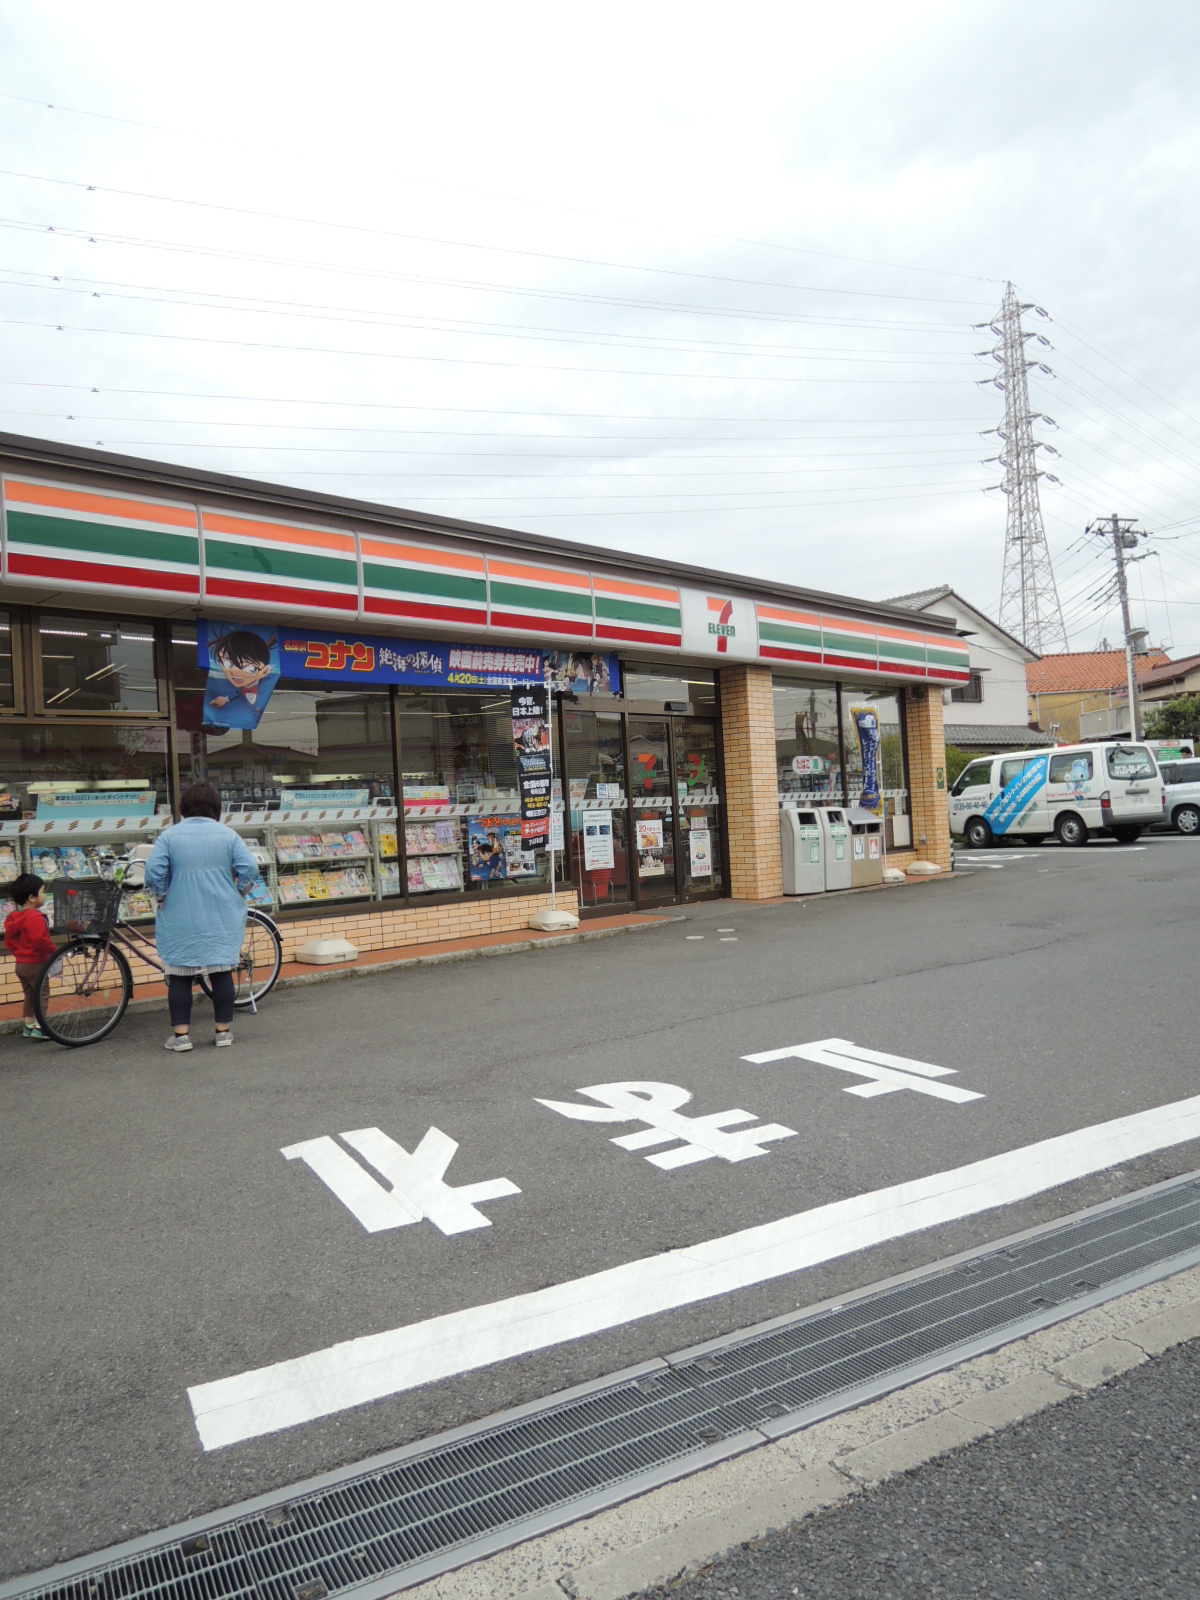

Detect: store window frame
[29,607,170,721]
[0,604,29,716]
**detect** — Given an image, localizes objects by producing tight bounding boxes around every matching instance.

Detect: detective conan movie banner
[511,683,551,845]
[198,621,618,733]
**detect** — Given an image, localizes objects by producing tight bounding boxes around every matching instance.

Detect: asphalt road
[2,833,1199,1580]
[636,1336,1200,1600]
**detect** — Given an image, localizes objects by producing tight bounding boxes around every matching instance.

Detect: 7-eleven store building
[0,434,966,998]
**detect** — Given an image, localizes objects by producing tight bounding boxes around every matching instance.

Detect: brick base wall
[0,889,580,1007]
[720,663,783,900]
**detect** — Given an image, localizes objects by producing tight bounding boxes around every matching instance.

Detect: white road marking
[192,1092,1200,1449]
[686,935,705,940]
[720,936,739,942]
[743,1038,984,1103]
[282,1128,520,1236]
[536,1081,797,1168]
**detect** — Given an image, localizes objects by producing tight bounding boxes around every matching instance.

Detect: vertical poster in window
[510,683,551,845]
[635,816,665,877]
[583,812,615,870]
[202,624,281,731]
[851,705,883,815]
[689,828,712,877]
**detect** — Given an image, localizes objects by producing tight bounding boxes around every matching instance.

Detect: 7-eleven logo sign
[707,597,736,651]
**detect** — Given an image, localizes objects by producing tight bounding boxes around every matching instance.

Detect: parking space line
[189,1091,1200,1451]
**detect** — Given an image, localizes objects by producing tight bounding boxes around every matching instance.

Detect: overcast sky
[2,1,1199,653]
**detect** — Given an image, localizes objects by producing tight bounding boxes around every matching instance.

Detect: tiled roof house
[1027,648,1171,743]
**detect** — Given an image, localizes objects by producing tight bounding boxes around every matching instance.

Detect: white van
[949,741,1166,848]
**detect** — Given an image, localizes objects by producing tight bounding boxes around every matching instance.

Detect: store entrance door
[627,715,725,907]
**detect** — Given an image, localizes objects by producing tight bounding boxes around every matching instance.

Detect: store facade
[0,435,967,991]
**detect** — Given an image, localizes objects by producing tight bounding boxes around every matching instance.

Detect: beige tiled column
[903,686,952,869]
[719,664,783,899]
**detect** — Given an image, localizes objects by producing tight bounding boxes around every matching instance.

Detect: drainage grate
[10,1172,1200,1600]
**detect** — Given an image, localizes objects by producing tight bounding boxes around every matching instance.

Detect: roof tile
[1026,649,1171,694]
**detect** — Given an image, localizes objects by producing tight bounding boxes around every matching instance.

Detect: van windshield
[951,760,992,795]
[1106,746,1156,781]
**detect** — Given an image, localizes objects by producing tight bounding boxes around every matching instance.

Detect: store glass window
[171,625,396,909]
[564,706,630,908]
[772,678,841,803]
[37,613,159,714]
[840,685,907,813]
[0,723,170,891]
[623,662,718,714]
[396,690,566,896]
[0,610,15,709]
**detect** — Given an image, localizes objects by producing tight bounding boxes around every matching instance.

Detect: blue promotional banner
[984,754,1049,836]
[851,705,883,814]
[198,621,619,733]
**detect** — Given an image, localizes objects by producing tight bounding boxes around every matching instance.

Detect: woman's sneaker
[164,1034,194,1052]
[22,1023,49,1041]
[214,1031,234,1047]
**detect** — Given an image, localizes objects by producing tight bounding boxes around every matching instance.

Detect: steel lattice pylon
[981,283,1068,652]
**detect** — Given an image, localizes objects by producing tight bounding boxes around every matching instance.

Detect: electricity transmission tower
[978,283,1069,653]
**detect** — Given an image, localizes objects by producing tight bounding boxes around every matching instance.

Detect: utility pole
[1090,514,1147,740]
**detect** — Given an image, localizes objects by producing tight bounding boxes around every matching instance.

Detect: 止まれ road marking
[282,1127,520,1235]
[743,1039,984,1103]
[189,1092,1200,1450]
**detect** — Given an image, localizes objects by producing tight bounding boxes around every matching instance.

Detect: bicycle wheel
[35,940,132,1047]
[198,909,283,1010]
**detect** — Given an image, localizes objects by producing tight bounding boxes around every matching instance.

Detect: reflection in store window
[623,663,717,713]
[564,707,629,908]
[38,613,159,713]
[772,678,841,802]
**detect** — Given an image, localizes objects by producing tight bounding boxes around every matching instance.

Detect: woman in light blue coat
[144,781,260,1052]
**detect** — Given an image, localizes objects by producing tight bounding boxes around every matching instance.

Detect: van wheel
[964,817,993,849]
[1112,826,1142,843]
[1056,812,1087,847]
[1174,805,1200,836]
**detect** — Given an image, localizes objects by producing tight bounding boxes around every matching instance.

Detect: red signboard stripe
[595,624,684,647]
[363,596,491,626]
[759,644,822,664]
[8,552,199,596]
[489,609,593,639]
[206,577,356,612]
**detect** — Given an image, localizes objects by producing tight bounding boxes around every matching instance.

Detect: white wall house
[886,586,1053,753]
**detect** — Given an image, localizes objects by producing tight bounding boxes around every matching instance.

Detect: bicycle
[33,879,283,1048]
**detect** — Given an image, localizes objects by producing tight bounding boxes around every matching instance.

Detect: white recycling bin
[817,807,852,890]
[780,806,825,895]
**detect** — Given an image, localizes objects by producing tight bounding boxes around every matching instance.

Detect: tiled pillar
[904,686,952,869]
[719,664,783,900]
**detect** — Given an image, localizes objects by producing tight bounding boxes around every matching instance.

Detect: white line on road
[188,1093,1200,1450]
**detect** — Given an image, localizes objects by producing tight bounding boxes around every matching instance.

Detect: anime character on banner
[543,652,620,696]
[851,705,883,815]
[203,625,281,731]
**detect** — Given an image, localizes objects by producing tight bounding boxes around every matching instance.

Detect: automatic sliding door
[627,716,678,907]
[674,717,724,899]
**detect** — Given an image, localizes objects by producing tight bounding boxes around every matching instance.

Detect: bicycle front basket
[51,877,125,935]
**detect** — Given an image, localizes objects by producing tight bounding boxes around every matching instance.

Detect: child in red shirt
[5,873,57,1040]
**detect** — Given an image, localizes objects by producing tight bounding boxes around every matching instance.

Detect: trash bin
[846,807,884,888]
[780,806,824,895]
[817,807,852,890]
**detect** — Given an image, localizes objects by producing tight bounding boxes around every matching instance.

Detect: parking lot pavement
[634,1335,1200,1600]
[3,835,1200,1580]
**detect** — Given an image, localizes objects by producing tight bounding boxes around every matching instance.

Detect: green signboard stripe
[206,538,356,590]
[758,619,821,649]
[489,579,593,618]
[877,640,926,663]
[363,561,485,605]
[7,510,199,569]
[594,595,681,628]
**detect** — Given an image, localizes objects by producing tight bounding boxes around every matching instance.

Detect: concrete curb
[396,1264,1200,1600]
[0,914,682,1035]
